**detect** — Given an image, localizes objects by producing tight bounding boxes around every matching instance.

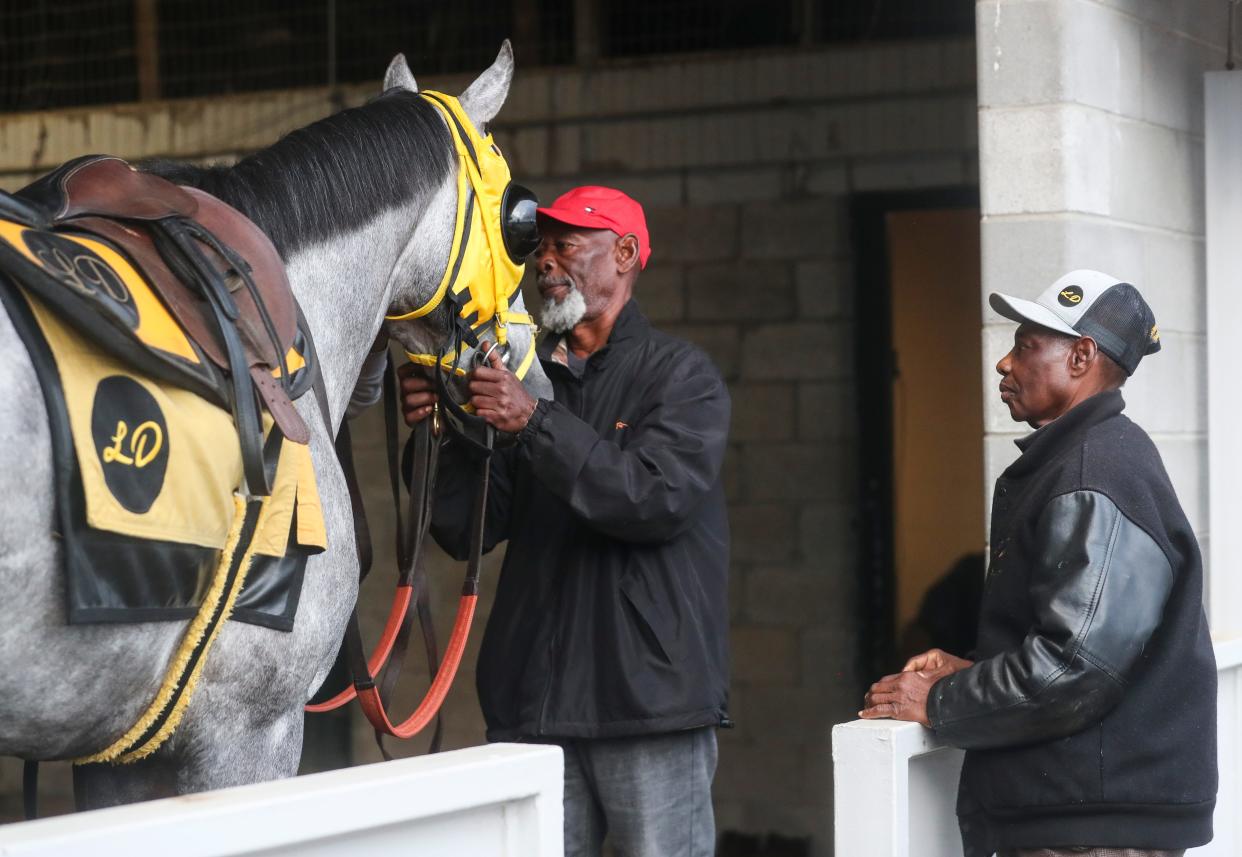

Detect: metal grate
[0,0,971,114]
[157,2,331,100]
[158,0,575,100]
[817,0,976,42]
[602,0,800,57]
[0,0,575,112]
[0,1,141,111]
[602,0,974,57]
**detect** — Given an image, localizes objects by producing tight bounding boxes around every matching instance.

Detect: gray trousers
[555,727,718,857]
[993,844,1187,849]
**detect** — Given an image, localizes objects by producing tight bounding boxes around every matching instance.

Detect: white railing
[0,743,563,857]
[1201,640,1242,857]
[833,643,1242,857]
[832,719,964,857]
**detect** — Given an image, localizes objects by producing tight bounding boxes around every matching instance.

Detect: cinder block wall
[977,0,1217,545]
[0,39,979,852]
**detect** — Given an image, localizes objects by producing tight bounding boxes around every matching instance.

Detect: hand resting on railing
[857,648,974,727]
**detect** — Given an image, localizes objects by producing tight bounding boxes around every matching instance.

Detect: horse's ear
[383,54,418,93]
[460,40,514,128]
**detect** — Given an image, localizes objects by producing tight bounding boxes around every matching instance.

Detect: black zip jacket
[424,300,732,740]
[927,390,1217,856]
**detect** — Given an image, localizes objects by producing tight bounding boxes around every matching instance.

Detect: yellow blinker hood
[386,91,533,369]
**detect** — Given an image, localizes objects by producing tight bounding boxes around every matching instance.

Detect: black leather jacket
[931,489,1172,745]
[928,391,1216,855]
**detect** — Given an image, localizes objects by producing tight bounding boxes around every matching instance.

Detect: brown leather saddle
[2,155,310,494]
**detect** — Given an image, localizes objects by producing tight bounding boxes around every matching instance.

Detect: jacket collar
[1006,389,1126,478]
[537,298,650,366]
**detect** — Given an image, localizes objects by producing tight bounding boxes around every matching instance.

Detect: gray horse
[0,43,550,808]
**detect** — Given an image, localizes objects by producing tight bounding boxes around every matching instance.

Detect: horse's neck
[284,208,418,431]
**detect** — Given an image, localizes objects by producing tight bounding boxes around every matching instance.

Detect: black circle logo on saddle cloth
[91,375,170,513]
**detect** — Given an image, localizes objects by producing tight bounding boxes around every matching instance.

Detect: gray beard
[539,286,587,334]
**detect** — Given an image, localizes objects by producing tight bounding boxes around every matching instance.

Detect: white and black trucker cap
[989,269,1161,376]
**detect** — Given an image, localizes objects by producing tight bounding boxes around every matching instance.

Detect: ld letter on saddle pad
[0,216,220,398]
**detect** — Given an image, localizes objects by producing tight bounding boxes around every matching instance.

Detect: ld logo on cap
[1058,285,1084,307]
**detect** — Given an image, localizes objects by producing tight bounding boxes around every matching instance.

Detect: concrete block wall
[976,0,1222,539]
[0,38,979,853]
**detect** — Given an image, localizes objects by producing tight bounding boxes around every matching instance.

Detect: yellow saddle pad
[25,285,325,555]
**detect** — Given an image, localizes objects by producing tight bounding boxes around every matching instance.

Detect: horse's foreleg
[174,705,305,795]
[72,754,178,810]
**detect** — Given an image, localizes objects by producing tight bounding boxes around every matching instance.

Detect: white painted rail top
[832,719,965,857]
[0,743,564,857]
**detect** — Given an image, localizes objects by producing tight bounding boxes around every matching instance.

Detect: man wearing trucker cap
[400,186,731,857]
[860,270,1217,857]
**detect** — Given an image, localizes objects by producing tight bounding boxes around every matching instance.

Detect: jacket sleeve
[927,490,1175,749]
[344,350,388,420]
[416,438,516,561]
[517,355,730,544]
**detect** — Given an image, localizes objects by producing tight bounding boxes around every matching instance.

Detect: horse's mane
[142,90,453,259]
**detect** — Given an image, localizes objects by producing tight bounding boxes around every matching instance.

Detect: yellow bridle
[407,328,539,381]
[387,91,538,382]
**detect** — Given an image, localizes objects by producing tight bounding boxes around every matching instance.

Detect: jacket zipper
[536,369,586,736]
[535,630,558,736]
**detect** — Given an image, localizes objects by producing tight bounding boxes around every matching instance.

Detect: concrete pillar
[976,0,1220,536]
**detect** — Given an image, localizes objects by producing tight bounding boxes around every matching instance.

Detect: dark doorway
[852,188,984,683]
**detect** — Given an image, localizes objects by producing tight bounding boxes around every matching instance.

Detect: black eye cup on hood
[501,183,540,263]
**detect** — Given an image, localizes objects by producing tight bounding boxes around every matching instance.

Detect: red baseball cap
[536,186,652,269]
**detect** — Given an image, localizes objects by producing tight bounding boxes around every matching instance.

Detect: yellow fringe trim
[74,495,258,765]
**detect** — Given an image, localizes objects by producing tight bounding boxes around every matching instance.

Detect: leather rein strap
[154,216,288,496]
[305,354,493,750]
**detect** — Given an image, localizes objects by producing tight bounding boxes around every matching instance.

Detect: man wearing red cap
[400,186,732,857]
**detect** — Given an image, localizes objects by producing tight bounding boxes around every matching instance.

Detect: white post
[0,744,563,857]
[1205,70,1242,640]
[1195,69,1242,857]
[832,720,964,857]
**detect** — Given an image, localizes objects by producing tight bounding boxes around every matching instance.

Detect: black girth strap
[335,421,373,582]
[187,221,292,394]
[23,760,38,820]
[461,426,493,599]
[152,215,289,495]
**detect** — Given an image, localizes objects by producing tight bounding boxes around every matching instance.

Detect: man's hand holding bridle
[469,341,538,434]
[397,361,438,427]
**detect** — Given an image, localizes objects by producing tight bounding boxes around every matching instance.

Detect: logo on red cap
[536,186,652,269]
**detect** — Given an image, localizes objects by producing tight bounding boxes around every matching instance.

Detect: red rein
[305,586,477,740]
